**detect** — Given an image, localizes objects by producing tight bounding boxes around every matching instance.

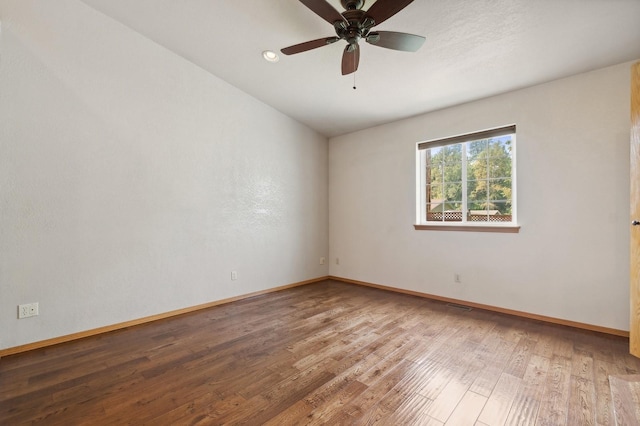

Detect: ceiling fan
[281,0,425,75]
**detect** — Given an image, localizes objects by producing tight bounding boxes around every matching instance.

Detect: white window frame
[415,125,519,233]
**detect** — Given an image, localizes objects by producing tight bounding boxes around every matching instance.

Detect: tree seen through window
[426,136,513,222]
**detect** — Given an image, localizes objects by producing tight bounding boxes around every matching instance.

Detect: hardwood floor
[2,280,639,425]
[609,374,640,425]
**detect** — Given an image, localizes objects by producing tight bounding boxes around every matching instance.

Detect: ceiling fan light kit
[281,0,425,76]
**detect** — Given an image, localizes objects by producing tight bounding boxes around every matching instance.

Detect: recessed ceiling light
[262,50,279,63]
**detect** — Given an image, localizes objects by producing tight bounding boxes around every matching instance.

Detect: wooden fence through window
[427,212,512,222]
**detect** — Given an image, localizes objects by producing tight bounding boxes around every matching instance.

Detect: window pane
[467,179,488,202]
[487,146,512,178]
[468,157,488,180]
[429,162,444,183]
[444,182,462,202]
[426,202,463,222]
[427,184,443,202]
[444,144,462,166]
[427,202,444,212]
[493,200,512,213]
[489,201,513,221]
[428,146,445,164]
[488,136,513,158]
[488,178,512,200]
[467,139,487,161]
[466,180,479,202]
[488,161,511,178]
[444,202,462,222]
[468,200,511,222]
[467,200,486,211]
[442,162,462,182]
[468,208,490,222]
[427,203,444,222]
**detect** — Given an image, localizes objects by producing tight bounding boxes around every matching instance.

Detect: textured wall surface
[329,62,633,331]
[0,0,328,350]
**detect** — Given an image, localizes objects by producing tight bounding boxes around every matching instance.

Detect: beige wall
[329,62,634,331]
[0,0,329,350]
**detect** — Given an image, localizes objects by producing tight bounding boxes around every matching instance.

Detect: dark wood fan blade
[366,31,425,52]
[341,43,360,75]
[300,0,347,25]
[364,0,414,26]
[281,36,340,55]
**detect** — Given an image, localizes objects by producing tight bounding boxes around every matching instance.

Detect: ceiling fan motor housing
[340,0,364,11]
[334,10,373,45]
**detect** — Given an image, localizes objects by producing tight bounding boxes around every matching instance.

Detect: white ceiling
[81,0,640,138]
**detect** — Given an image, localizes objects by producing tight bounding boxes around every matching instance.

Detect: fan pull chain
[352,47,357,89]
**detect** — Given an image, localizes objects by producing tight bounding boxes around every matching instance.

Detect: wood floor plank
[504,353,550,426]
[305,380,367,425]
[2,280,640,425]
[145,392,245,425]
[353,333,419,382]
[262,400,314,426]
[379,392,436,425]
[425,376,474,423]
[351,401,394,426]
[536,355,572,426]
[504,337,537,378]
[609,374,640,425]
[445,390,487,425]
[470,336,519,397]
[415,363,456,399]
[567,376,596,426]
[470,365,504,399]
[477,372,521,425]
[571,349,595,381]
[594,359,617,426]
[337,359,419,421]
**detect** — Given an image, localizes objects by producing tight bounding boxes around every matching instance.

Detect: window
[415,125,518,232]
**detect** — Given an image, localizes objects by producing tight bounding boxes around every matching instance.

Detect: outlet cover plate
[18,302,39,319]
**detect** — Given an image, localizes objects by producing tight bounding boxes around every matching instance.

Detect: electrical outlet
[18,302,39,319]
[231,271,238,281]
[454,274,461,283]
[336,257,340,265]
[320,257,325,265]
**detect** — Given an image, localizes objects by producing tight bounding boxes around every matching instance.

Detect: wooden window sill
[414,224,520,233]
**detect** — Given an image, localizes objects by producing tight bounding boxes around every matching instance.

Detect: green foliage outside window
[426,136,513,220]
